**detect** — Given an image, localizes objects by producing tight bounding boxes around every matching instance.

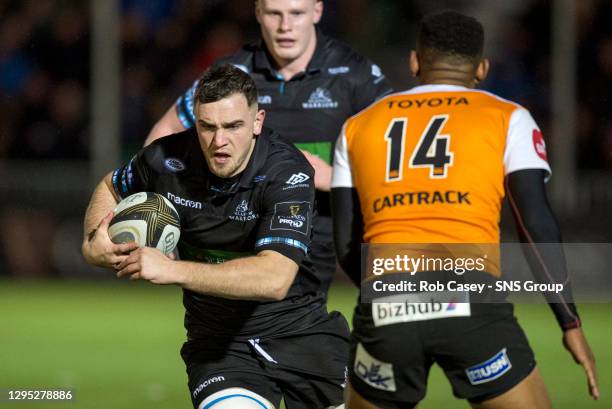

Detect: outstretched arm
[506,169,599,400]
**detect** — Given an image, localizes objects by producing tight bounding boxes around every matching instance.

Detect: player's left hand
[563,327,600,400]
[300,150,332,192]
[116,247,177,284]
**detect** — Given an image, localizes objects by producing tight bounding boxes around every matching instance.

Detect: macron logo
[286,173,310,185]
[167,192,202,209]
[192,375,225,398]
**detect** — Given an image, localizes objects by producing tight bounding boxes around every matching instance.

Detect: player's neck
[419,65,477,88]
[274,34,317,81]
[419,76,475,88]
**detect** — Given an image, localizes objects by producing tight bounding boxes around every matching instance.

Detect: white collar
[403,84,470,94]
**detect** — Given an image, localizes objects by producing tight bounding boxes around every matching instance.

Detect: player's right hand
[300,150,332,192]
[81,211,139,269]
[563,327,600,400]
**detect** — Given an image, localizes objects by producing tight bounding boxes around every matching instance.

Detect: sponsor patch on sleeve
[465,348,512,385]
[270,201,311,235]
[532,129,548,161]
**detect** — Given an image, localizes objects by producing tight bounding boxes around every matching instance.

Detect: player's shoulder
[322,35,364,64]
[321,34,383,78]
[459,87,526,112]
[258,128,314,178]
[147,128,197,152]
[342,88,399,126]
[141,128,200,172]
[454,88,536,125]
[212,45,256,73]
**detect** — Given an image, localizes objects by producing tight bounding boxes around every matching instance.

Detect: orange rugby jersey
[332,84,551,244]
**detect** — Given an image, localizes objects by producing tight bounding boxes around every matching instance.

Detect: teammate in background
[331,11,599,409]
[146,0,392,296]
[83,65,349,409]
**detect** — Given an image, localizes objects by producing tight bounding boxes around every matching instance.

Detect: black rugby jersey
[112,127,329,338]
[174,28,393,287]
[176,29,392,159]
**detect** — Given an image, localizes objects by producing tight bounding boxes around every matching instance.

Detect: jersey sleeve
[111,148,153,199]
[504,108,552,181]
[254,162,315,265]
[350,58,393,113]
[331,124,354,188]
[175,79,199,129]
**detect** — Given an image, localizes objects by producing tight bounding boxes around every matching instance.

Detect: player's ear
[409,50,420,77]
[254,0,262,24]
[253,108,266,136]
[313,0,323,24]
[475,58,490,84]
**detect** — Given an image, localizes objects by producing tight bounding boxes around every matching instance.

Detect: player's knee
[197,387,276,409]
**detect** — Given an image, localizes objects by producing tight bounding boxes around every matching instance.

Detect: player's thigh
[470,367,552,409]
[182,344,282,409]
[430,303,540,404]
[266,318,349,409]
[347,305,429,408]
[344,381,417,409]
[278,368,345,409]
[188,370,282,409]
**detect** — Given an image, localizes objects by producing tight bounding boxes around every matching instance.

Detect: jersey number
[384,115,453,180]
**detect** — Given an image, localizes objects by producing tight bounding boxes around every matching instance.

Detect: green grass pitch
[1,280,609,408]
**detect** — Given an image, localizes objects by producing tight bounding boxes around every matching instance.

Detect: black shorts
[349,302,536,408]
[182,311,350,409]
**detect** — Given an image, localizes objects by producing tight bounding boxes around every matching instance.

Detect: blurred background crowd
[0,0,610,277]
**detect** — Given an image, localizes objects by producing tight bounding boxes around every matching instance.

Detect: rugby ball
[108,192,180,255]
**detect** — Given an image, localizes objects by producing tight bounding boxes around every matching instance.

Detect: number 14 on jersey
[385,115,454,181]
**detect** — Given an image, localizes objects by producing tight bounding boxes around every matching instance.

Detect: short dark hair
[194,64,258,108]
[417,10,484,65]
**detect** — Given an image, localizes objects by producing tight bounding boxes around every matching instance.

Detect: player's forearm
[83,173,117,241]
[317,169,332,192]
[300,150,332,192]
[506,169,581,330]
[81,172,136,268]
[173,251,298,301]
[313,159,332,192]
